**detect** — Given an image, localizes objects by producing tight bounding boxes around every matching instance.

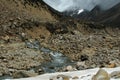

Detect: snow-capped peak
[78,9,84,14]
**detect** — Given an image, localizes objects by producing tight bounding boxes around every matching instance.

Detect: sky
[43,0,120,12]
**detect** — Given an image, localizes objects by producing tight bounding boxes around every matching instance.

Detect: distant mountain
[93,3,120,26]
[63,9,90,20]
[63,3,120,27]
[88,5,103,20]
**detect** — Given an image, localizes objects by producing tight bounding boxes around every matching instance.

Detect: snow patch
[78,9,84,14]
[10,67,120,80]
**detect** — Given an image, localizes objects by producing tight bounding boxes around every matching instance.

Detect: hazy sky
[43,0,120,12]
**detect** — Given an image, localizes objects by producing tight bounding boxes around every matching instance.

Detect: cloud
[43,0,120,12]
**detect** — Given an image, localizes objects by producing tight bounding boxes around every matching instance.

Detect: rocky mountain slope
[0,0,57,37]
[0,0,120,79]
[90,3,120,26]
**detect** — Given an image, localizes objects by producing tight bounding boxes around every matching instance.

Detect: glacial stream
[26,40,75,73]
[0,40,75,80]
[40,47,74,73]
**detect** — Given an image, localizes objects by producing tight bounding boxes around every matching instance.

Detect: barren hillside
[0,0,57,36]
[0,0,120,79]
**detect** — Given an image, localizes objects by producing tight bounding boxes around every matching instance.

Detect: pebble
[3,59,8,62]
[92,69,110,80]
[4,35,10,41]
[0,73,3,76]
[76,61,85,67]
[66,65,73,71]
[8,69,15,72]
[72,76,79,80]
[18,70,38,77]
[110,71,120,79]
[21,33,26,37]
[107,63,116,68]
[37,68,44,74]
[50,74,71,80]
[107,61,116,68]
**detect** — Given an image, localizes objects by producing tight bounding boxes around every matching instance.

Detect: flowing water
[0,40,75,80]
[0,75,13,80]
[40,48,74,73]
[26,40,75,73]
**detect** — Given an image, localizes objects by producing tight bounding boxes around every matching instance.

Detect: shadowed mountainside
[90,3,120,27]
[62,3,120,27]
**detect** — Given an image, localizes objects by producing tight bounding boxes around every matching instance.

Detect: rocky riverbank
[0,25,120,79]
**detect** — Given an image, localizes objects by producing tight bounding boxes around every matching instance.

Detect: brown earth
[0,0,120,78]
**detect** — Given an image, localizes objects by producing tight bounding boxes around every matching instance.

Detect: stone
[13,70,38,78]
[110,71,120,79]
[57,75,71,80]
[4,35,10,41]
[3,59,8,62]
[72,76,79,80]
[49,74,71,80]
[66,65,73,71]
[107,63,116,68]
[49,76,56,80]
[107,61,116,68]
[92,69,110,80]
[0,72,3,76]
[8,69,15,72]
[21,33,26,37]
[20,32,27,41]
[76,61,85,67]
[37,68,44,74]
[22,71,38,77]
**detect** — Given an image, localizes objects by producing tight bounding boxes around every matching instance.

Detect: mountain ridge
[62,3,120,27]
